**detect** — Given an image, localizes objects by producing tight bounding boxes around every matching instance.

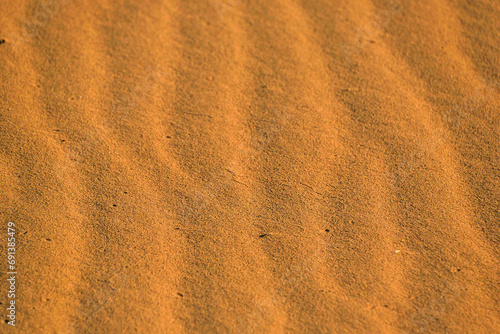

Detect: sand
[0,0,499,332]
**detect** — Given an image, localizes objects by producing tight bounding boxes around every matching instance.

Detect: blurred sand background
[0,0,499,332]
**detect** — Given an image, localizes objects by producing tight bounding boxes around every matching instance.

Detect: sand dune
[0,0,499,332]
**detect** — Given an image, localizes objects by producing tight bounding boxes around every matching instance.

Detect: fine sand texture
[0,0,499,332]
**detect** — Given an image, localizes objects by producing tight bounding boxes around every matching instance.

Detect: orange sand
[0,0,499,332]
